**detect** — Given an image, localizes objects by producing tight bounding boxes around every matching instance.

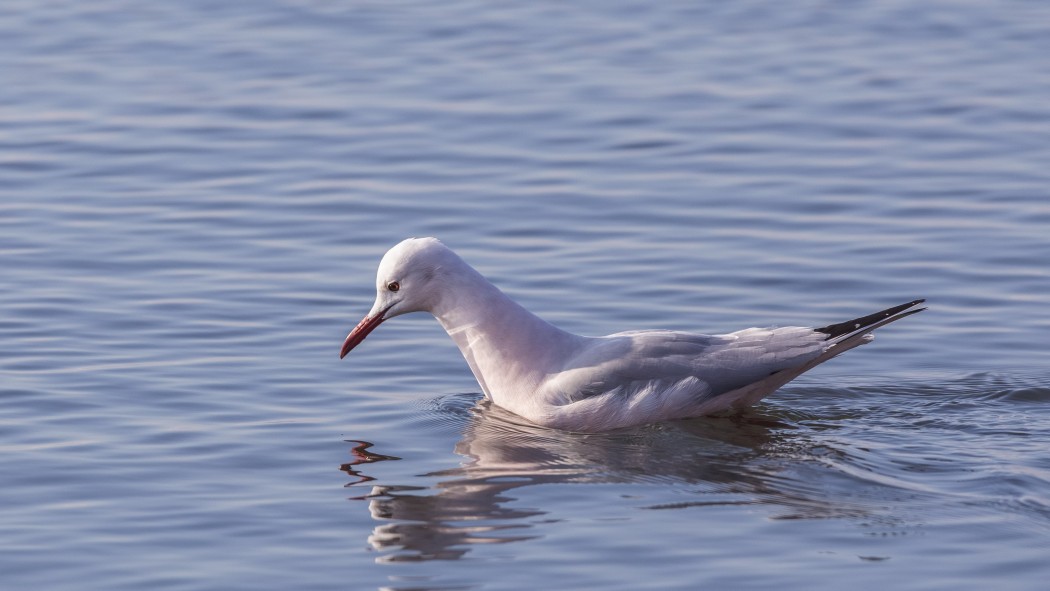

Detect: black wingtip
[815,299,926,340]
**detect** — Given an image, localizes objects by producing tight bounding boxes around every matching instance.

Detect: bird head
[339,237,452,358]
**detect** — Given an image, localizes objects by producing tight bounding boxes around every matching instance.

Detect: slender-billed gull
[340,238,925,432]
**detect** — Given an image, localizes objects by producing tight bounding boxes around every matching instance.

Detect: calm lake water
[3,1,1050,589]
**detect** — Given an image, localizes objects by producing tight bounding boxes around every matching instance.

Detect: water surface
[2,1,1049,590]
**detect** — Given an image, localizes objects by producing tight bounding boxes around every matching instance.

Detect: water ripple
[4,0,1050,589]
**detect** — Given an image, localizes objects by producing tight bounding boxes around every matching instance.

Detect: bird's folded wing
[552,327,827,406]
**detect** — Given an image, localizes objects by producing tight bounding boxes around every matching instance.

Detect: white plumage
[340,238,925,432]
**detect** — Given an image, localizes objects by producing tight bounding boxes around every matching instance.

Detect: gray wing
[553,327,827,405]
[540,300,925,430]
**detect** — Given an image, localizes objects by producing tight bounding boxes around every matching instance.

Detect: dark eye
[387,281,400,292]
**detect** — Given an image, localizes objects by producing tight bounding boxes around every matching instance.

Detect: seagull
[340,238,925,432]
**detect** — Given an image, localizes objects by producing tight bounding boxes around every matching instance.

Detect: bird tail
[815,299,926,342]
[723,299,927,410]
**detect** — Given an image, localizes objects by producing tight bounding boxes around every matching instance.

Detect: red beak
[340,312,386,358]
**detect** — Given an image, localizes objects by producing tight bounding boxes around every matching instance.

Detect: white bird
[340,238,925,432]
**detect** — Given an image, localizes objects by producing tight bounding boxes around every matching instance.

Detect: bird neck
[430,265,582,403]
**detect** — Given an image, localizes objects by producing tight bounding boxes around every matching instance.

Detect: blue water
[3,1,1050,589]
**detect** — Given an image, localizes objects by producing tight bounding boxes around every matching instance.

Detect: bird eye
[387,281,400,292]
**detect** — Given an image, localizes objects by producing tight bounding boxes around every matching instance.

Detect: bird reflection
[341,441,401,488]
[342,398,865,563]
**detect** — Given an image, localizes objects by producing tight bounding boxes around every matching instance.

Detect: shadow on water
[340,394,915,563]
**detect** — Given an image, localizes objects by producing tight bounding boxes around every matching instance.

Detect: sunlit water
[3,1,1050,590]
